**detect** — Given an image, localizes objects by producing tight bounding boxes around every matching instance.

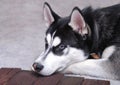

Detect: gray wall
[0,0,119,70]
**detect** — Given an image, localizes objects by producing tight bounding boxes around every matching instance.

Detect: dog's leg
[62,59,115,79]
[62,45,119,79]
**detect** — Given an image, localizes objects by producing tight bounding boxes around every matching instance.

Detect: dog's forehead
[46,31,62,46]
[45,17,79,47]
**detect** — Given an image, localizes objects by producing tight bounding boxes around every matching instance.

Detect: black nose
[32,63,44,72]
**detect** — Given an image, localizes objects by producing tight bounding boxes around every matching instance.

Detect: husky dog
[32,2,120,80]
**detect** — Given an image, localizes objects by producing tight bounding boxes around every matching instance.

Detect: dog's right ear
[43,2,60,27]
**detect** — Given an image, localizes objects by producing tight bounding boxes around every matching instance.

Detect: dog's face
[32,2,91,76]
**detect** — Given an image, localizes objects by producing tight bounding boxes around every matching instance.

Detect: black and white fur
[32,2,120,80]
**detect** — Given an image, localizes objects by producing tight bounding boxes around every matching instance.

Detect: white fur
[62,46,117,79]
[33,44,117,79]
[46,34,51,45]
[52,37,61,47]
[102,45,116,59]
[63,59,115,79]
[34,47,87,76]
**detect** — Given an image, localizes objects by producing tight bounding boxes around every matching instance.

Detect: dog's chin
[38,71,55,76]
[34,66,66,76]
[39,68,61,76]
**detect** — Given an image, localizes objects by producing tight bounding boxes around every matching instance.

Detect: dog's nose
[32,63,44,72]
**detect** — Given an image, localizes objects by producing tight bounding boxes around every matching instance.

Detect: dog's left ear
[69,7,88,35]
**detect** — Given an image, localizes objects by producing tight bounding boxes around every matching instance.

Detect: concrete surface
[0,0,120,84]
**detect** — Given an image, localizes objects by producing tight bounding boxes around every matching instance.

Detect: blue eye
[59,44,65,50]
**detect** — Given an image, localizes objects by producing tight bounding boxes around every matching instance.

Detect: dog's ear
[69,7,88,36]
[43,2,60,27]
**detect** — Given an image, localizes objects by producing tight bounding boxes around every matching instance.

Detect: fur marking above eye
[53,37,61,47]
[46,34,52,45]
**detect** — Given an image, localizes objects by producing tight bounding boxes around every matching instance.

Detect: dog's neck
[86,21,101,58]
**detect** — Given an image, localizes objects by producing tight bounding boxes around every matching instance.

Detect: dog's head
[32,2,91,76]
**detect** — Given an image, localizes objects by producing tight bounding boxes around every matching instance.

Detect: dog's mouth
[57,65,68,72]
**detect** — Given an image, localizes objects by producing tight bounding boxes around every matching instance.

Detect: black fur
[46,3,120,58]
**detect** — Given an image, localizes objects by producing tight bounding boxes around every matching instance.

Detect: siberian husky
[32,2,120,80]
